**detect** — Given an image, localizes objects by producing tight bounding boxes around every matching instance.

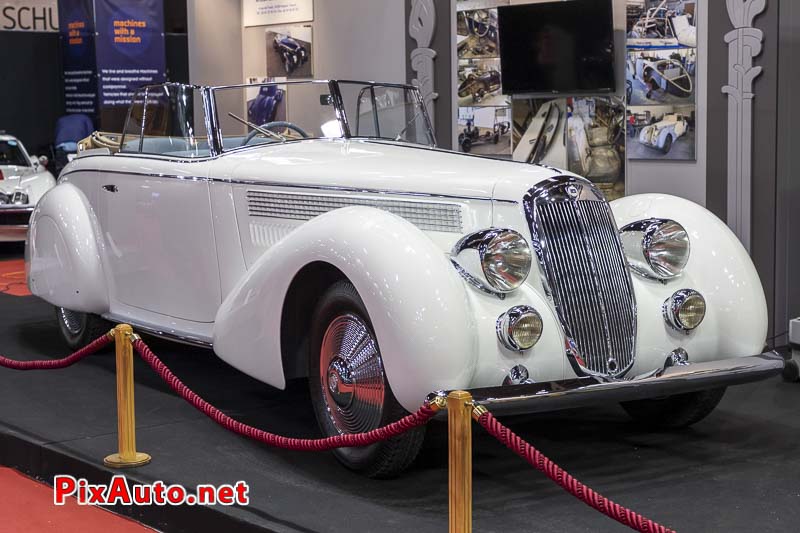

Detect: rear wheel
[55,307,111,350]
[307,280,425,478]
[621,387,726,429]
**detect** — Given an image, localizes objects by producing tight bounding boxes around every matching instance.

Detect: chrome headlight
[663,289,706,332]
[620,218,689,280]
[497,306,543,351]
[451,228,532,295]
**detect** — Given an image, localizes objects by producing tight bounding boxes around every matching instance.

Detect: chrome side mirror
[38,155,49,167]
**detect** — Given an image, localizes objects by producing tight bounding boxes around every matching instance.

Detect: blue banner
[94,0,165,128]
[58,0,97,118]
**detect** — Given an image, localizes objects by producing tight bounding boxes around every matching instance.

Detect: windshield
[210,81,434,153]
[336,82,434,145]
[0,140,30,166]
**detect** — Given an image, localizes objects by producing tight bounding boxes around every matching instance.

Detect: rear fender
[26,183,109,313]
[213,206,477,411]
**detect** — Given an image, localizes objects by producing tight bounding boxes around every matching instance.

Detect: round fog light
[497,306,543,351]
[663,289,706,332]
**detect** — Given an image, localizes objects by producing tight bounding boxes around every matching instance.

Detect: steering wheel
[242,121,310,146]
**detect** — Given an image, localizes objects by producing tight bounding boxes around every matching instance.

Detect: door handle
[102,184,118,193]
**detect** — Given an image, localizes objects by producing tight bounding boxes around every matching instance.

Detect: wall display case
[626,0,697,161]
[511,98,567,168]
[456,7,501,60]
[567,97,627,200]
[457,58,507,107]
[456,106,511,158]
[455,1,510,158]
[266,24,313,79]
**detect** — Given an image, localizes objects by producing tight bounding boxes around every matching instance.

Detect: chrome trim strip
[58,167,514,203]
[459,352,784,416]
[450,259,505,299]
[0,206,34,215]
[103,315,213,349]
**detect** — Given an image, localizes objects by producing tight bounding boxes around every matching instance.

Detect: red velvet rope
[0,334,112,370]
[476,410,676,533]
[132,338,437,451]
[0,332,677,532]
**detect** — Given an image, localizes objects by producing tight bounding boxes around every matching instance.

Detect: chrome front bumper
[448,352,784,416]
[0,206,33,242]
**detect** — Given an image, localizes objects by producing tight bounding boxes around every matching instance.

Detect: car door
[99,85,221,323]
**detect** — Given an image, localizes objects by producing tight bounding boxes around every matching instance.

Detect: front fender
[611,194,767,374]
[213,206,476,411]
[26,183,108,313]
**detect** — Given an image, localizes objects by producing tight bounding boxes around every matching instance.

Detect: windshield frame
[336,80,437,148]
[117,80,437,160]
[208,80,436,155]
[0,138,32,167]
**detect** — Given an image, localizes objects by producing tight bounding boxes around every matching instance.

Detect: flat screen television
[497,0,616,95]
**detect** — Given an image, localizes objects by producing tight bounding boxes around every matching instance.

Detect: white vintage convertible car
[639,113,689,153]
[0,134,56,242]
[26,81,782,476]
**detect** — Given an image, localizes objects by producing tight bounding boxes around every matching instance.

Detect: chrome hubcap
[319,314,385,434]
[59,307,84,335]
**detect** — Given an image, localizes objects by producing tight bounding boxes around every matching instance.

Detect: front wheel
[307,280,426,478]
[621,387,726,429]
[55,307,111,350]
[661,135,674,154]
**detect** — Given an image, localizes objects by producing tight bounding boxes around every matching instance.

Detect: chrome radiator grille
[246,190,463,233]
[524,178,636,377]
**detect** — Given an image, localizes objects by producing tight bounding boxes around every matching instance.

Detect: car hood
[0,165,34,192]
[219,138,565,203]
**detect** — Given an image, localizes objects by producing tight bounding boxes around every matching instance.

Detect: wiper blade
[227,112,286,142]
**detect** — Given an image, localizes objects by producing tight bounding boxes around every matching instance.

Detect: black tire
[661,135,673,154]
[461,137,472,153]
[782,359,800,382]
[54,306,111,350]
[307,280,426,478]
[621,387,726,429]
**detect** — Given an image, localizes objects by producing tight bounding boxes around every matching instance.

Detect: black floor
[1,243,800,532]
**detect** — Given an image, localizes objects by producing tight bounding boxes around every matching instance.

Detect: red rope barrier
[132,338,437,451]
[0,330,679,532]
[0,334,112,370]
[476,409,676,533]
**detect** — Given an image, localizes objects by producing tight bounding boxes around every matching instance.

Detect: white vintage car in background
[26,81,782,477]
[639,113,689,153]
[0,134,56,241]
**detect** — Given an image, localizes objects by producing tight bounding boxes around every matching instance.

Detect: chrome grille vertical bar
[523,177,637,378]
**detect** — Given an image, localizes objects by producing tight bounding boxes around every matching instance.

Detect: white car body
[26,81,779,419]
[639,113,688,152]
[0,134,56,242]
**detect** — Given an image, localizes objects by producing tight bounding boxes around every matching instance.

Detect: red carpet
[0,259,29,297]
[0,468,152,532]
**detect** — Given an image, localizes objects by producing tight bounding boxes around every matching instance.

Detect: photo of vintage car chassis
[24,79,781,478]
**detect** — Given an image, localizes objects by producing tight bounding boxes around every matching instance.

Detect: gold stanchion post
[448,390,473,533]
[104,324,151,468]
